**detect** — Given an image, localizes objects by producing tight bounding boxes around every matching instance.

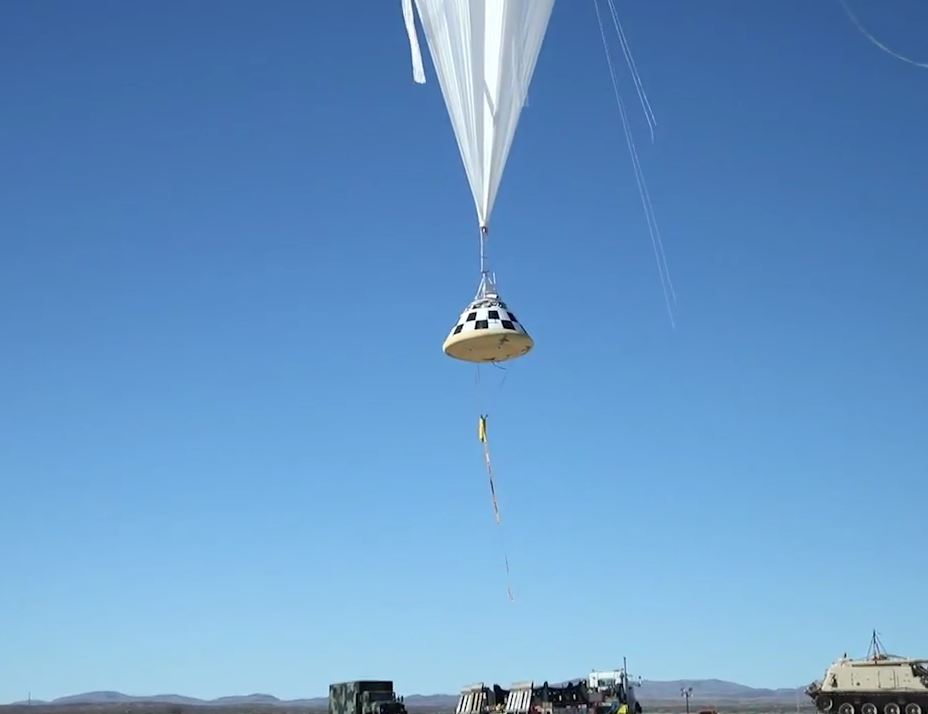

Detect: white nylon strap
[402,0,426,84]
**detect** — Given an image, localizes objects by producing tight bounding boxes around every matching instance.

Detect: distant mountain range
[8,694,323,708]
[637,680,806,702]
[9,694,326,708]
[7,681,809,708]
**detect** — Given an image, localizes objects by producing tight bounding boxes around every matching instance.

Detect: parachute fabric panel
[406,0,556,229]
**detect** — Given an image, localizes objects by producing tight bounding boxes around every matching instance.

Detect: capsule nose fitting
[442,295,533,363]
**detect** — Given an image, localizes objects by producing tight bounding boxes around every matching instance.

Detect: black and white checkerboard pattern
[447,299,530,338]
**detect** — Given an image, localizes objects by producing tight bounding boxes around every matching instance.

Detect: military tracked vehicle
[806,632,928,714]
[329,681,407,714]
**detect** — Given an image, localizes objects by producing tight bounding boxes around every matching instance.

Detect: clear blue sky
[2,0,927,704]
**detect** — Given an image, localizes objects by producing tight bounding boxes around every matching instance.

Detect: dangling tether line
[502,543,514,602]
[478,414,501,524]
[477,411,515,601]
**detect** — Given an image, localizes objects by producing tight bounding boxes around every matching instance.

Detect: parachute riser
[476,225,498,301]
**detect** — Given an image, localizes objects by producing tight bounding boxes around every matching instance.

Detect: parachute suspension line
[594,0,675,311]
[476,225,497,300]
[479,226,489,283]
[837,0,928,70]
[592,0,678,329]
[604,0,657,141]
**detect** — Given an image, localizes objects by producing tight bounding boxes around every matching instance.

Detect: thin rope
[491,361,509,392]
[499,524,514,602]
[595,0,676,307]
[474,364,482,420]
[838,0,928,70]
[593,0,678,327]
[480,425,501,525]
[479,225,489,277]
[477,417,502,535]
[477,413,515,601]
[605,0,657,140]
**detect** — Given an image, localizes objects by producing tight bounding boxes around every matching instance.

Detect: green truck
[328,681,407,714]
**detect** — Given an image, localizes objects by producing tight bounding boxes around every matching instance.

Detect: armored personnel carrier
[806,632,928,714]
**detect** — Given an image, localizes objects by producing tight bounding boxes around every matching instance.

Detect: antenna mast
[868,629,888,660]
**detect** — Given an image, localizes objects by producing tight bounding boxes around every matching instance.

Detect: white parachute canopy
[403,0,556,230]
